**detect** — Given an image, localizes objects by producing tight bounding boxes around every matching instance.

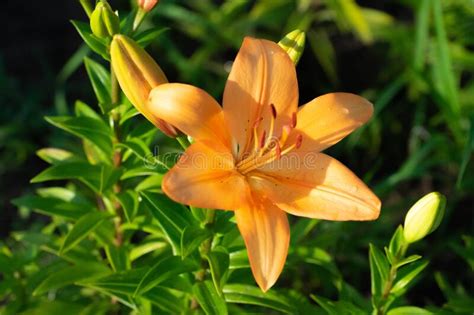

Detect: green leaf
[116,190,139,223]
[223,284,296,314]
[388,225,405,262]
[60,212,113,254]
[75,100,102,120]
[118,138,169,172]
[129,238,167,262]
[36,148,76,164]
[144,286,188,314]
[290,219,319,244]
[71,20,109,59]
[134,256,197,296]
[308,30,338,85]
[180,225,212,258]
[369,244,389,297]
[134,27,169,48]
[33,263,111,295]
[105,245,130,272]
[45,116,112,157]
[391,260,429,295]
[205,247,230,295]
[80,267,146,295]
[36,186,89,203]
[136,174,164,191]
[387,306,434,315]
[20,301,86,315]
[326,0,373,43]
[310,295,367,315]
[457,116,474,188]
[413,0,430,72]
[432,0,460,116]
[31,162,119,193]
[193,280,228,315]
[395,255,422,269]
[229,249,249,269]
[84,57,112,113]
[120,167,157,180]
[141,192,196,255]
[12,195,90,219]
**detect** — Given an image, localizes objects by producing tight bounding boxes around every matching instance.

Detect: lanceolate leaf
[75,100,103,120]
[141,192,196,254]
[60,212,114,254]
[45,116,113,157]
[193,280,228,315]
[391,260,429,295]
[180,225,212,258]
[313,296,367,315]
[223,284,296,314]
[71,20,109,59]
[143,286,188,314]
[12,195,91,220]
[134,256,197,296]
[84,57,112,112]
[369,244,389,297]
[33,263,111,296]
[388,226,405,261]
[205,247,230,295]
[135,27,170,48]
[105,245,130,272]
[31,162,120,194]
[36,148,76,164]
[387,306,434,315]
[116,190,139,223]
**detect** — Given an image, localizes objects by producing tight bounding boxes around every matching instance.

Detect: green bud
[278,29,306,65]
[403,192,446,244]
[90,1,120,39]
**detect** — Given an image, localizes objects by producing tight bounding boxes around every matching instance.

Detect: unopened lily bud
[403,192,446,244]
[138,0,159,12]
[110,35,178,137]
[278,29,305,65]
[90,1,120,39]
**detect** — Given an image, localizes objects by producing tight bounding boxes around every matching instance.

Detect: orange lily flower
[148,37,381,291]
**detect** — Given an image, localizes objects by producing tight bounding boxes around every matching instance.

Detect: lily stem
[376,244,408,315]
[110,65,123,246]
[191,209,216,309]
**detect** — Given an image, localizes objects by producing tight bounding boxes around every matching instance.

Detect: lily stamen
[238,133,303,174]
[259,104,277,156]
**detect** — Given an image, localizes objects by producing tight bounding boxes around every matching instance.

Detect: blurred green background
[1,0,473,310]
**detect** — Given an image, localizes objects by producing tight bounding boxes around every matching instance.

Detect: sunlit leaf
[60,212,114,254]
[84,58,112,113]
[134,256,197,296]
[223,284,296,314]
[33,263,111,296]
[180,225,212,258]
[193,280,228,315]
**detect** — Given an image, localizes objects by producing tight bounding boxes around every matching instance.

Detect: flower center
[236,104,302,175]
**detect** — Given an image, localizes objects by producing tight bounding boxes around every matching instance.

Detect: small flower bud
[403,192,446,244]
[138,0,159,12]
[110,35,178,137]
[90,1,120,39]
[278,29,305,65]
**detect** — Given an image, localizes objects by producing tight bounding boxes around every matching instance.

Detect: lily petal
[235,195,289,292]
[149,83,231,148]
[223,37,298,158]
[290,93,373,153]
[249,152,381,221]
[162,141,249,210]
